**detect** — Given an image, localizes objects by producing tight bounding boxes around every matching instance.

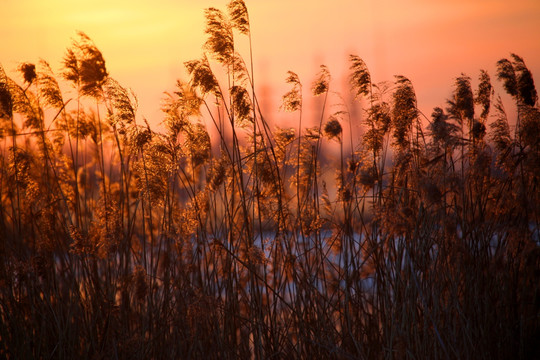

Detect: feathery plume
[186,122,211,168]
[230,85,253,126]
[475,70,492,120]
[392,75,417,150]
[448,74,474,124]
[274,126,296,163]
[228,0,250,35]
[281,71,302,112]
[312,65,330,96]
[162,80,202,138]
[428,107,459,149]
[0,65,13,120]
[511,53,538,106]
[18,63,36,85]
[8,78,42,130]
[104,78,136,127]
[185,57,221,97]
[364,101,391,154]
[490,96,513,168]
[323,116,342,141]
[36,60,64,109]
[174,80,203,117]
[496,58,518,98]
[204,8,234,64]
[62,32,108,98]
[349,55,371,99]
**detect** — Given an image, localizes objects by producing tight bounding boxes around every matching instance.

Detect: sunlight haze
[1,2,540,357]
[1,0,539,125]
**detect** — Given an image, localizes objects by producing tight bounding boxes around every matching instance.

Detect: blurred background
[1,0,539,128]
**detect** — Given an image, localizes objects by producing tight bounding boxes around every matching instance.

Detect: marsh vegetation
[0,1,538,359]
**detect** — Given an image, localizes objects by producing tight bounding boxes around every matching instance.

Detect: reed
[0,2,538,359]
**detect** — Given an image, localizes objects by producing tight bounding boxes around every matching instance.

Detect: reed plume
[0,3,538,359]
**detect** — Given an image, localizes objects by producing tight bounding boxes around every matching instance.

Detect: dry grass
[0,2,539,359]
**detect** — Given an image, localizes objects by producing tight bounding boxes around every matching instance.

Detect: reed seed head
[312,65,330,96]
[323,117,342,141]
[19,63,36,85]
[281,71,302,112]
[349,54,371,99]
[228,0,250,35]
[204,7,234,64]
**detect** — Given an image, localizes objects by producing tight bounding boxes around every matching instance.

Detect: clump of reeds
[0,2,538,359]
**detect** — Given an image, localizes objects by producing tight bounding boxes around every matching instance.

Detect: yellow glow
[1,0,539,124]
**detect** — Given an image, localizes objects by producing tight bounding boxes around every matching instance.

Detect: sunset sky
[1,0,539,127]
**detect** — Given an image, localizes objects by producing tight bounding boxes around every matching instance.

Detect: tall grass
[0,1,539,359]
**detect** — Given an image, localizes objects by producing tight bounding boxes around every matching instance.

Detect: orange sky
[1,0,539,128]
